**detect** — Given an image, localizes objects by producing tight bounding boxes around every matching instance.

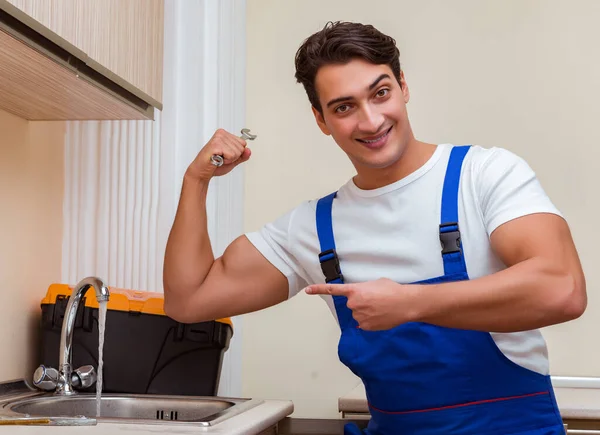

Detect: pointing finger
[304,284,352,296]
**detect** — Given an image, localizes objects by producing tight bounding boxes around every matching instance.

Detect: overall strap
[316,192,358,330]
[439,145,471,277]
[317,192,344,284]
[316,192,344,284]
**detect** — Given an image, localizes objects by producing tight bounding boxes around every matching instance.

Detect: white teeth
[361,129,389,143]
[364,136,383,143]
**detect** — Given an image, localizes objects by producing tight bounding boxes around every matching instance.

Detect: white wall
[243,0,600,418]
[0,110,64,381]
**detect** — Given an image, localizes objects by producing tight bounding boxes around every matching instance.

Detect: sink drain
[156,410,178,421]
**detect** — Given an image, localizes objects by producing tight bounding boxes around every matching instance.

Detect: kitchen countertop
[339,382,600,420]
[0,399,293,435]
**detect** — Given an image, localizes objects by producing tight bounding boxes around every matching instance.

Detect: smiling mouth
[356,126,393,145]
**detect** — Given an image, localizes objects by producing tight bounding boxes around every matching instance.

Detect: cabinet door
[6,0,163,105]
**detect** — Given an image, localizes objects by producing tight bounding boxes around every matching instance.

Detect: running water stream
[96,301,107,417]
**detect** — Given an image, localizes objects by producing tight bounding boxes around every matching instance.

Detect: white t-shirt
[245,143,562,375]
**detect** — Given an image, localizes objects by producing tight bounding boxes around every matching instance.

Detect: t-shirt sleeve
[474,147,563,235]
[244,205,309,299]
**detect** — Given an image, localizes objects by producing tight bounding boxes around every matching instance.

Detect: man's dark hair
[294,21,402,114]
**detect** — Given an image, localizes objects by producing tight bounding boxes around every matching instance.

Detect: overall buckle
[439,222,461,254]
[318,249,343,283]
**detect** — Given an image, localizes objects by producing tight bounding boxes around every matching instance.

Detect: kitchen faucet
[32,277,110,395]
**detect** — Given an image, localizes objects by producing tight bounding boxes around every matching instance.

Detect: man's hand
[306,214,586,334]
[185,129,252,182]
[305,278,418,331]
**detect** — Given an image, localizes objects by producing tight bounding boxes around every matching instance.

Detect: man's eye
[376,89,389,98]
[336,105,350,113]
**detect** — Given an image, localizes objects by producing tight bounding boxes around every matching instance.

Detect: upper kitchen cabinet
[0,0,163,120]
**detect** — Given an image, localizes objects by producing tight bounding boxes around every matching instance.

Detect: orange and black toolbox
[38,284,233,396]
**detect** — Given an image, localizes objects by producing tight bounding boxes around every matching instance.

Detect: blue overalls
[315,146,565,435]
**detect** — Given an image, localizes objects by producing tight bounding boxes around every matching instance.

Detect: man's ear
[399,70,410,104]
[312,106,331,136]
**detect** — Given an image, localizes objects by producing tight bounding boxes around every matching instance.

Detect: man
[163,21,586,434]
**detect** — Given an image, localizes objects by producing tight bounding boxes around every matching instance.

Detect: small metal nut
[210,155,224,167]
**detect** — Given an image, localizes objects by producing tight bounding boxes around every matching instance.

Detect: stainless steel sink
[0,390,263,426]
[0,275,272,428]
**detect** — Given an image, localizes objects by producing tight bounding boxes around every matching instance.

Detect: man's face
[313,59,411,170]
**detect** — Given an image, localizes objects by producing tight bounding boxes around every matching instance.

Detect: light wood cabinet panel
[0,27,149,120]
[5,0,163,105]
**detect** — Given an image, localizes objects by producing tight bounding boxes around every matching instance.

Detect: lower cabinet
[564,419,600,433]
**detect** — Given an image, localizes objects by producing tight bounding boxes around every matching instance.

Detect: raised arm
[163,129,288,323]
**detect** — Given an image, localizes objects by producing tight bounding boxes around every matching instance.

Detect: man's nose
[357,105,385,133]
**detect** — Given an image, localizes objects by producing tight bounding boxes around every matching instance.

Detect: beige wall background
[0,110,64,381]
[243,0,600,418]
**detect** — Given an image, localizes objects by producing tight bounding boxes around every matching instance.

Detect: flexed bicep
[167,235,289,323]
